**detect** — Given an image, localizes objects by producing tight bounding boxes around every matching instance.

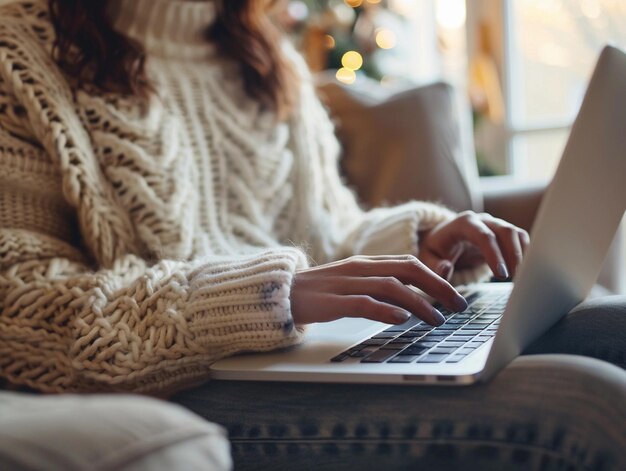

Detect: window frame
[501,0,574,178]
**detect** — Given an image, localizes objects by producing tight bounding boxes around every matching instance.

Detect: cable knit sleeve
[0,246,307,394]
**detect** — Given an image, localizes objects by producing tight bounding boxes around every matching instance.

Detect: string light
[344,0,363,7]
[336,67,357,84]
[375,28,397,49]
[324,34,336,49]
[341,50,364,70]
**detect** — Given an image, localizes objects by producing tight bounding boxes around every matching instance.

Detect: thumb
[419,250,455,281]
[436,260,454,281]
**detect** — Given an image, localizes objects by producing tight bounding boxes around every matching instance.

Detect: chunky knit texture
[0,0,471,394]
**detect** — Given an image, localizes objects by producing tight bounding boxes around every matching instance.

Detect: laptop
[209,45,626,385]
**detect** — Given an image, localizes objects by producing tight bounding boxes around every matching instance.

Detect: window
[503,0,626,180]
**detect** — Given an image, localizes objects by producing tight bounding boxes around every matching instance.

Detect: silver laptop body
[209,45,626,385]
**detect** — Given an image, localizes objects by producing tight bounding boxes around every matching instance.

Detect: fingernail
[497,262,509,279]
[394,310,411,324]
[454,294,468,312]
[431,308,446,326]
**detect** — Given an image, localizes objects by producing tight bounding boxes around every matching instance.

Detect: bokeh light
[375,28,397,49]
[336,67,357,84]
[344,0,363,8]
[342,50,364,70]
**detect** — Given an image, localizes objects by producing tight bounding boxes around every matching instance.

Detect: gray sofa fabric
[0,392,231,471]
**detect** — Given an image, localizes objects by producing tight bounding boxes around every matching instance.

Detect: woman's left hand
[418,211,530,282]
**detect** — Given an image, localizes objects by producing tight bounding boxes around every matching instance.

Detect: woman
[0,0,624,469]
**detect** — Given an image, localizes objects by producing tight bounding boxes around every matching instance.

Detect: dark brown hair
[48,0,298,120]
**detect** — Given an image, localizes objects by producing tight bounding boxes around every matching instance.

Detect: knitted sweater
[0,0,470,394]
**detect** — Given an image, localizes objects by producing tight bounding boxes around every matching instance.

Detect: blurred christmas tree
[279,0,413,85]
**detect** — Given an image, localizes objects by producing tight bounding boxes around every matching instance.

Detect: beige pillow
[318,80,483,213]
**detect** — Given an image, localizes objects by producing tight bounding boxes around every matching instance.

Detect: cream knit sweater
[0,0,471,394]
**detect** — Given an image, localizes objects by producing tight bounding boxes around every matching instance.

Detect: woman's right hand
[290,255,469,327]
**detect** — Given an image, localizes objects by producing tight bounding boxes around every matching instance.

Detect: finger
[484,221,523,278]
[331,277,446,326]
[448,243,465,265]
[461,217,509,279]
[329,294,428,326]
[419,249,454,281]
[331,257,467,312]
[519,229,531,255]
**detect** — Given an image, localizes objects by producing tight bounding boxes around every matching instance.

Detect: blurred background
[279,0,626,183]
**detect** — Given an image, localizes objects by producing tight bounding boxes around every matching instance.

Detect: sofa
[0,392,232,471]
[1,80,622,470]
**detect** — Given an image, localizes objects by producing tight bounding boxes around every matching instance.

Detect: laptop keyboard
[330,290,509,364]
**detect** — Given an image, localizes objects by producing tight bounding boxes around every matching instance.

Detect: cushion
[318,79,483,212]
[0,391,231,471]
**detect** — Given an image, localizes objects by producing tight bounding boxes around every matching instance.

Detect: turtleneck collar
[107,0,217,59]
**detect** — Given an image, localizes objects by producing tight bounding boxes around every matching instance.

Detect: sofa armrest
[481,177,546,233]
[481,176,624,294]
[0,392,232,471]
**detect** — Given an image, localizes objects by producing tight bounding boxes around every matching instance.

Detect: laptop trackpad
[307,317,385,341]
